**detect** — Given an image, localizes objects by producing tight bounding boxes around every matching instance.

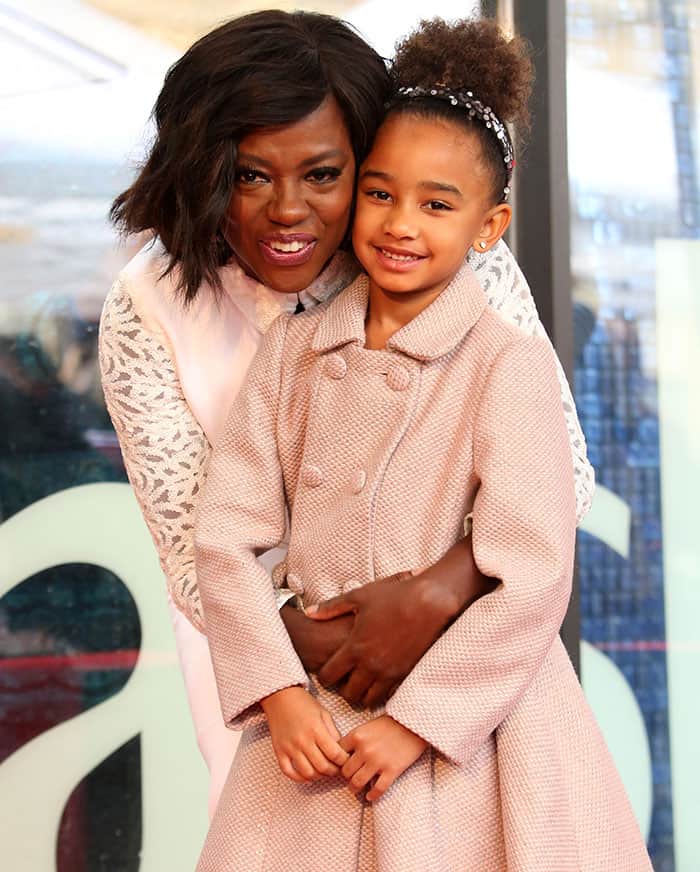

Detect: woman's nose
[267,181,311,226]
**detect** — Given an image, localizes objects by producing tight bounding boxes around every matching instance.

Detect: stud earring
[478,240,487,250]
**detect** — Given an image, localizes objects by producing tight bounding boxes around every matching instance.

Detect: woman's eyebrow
[299,149,348,167]
[236,150,348,168]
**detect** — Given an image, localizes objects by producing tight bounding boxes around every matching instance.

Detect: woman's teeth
[269,240,309,253]
[381,249,420,262]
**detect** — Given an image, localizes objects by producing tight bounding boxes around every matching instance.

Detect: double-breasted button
[302,464,324,488]
[324,353,347,380]
[349,469,367,494]
[386,363,411,391]
[286,572,305,595]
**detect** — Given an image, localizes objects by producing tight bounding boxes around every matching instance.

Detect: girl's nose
[383,205,418,239]
[267,181,311,226]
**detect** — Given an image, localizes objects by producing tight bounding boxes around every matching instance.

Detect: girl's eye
[235,167,268,185]
[365,189,392,202]
[425,200,452,211]
[306,166,342,184]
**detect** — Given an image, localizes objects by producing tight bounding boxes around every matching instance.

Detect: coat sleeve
[469,239,595,523]
[195,315,309,730]
[385,334,577,767]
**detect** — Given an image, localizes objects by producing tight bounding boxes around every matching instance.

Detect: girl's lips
[372,245,427,273]
[259,239,317,267]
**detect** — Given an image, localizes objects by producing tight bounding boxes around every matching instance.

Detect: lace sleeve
[98,278,209,630]
[469,241,595,522]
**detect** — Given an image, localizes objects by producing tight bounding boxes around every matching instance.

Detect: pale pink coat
[195,264,652,871]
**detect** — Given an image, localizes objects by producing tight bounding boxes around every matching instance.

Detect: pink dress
[195,265,651,871]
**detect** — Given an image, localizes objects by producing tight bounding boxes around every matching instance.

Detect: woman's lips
[372,245,427,273]
[259,235,317,267]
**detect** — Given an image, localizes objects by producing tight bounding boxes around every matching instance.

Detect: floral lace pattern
[99,279,210,630]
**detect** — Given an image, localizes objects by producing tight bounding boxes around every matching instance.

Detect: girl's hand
[261,686,349,783]
[340,715,427,801]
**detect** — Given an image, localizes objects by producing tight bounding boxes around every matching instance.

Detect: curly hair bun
[391,18,533,130]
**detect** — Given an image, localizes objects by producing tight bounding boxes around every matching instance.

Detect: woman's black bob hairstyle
[110,10,390,303]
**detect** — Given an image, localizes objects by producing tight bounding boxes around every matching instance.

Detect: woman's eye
[306,166,342,184]
[235,168,268,184]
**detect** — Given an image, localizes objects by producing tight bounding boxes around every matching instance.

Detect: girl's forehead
[365,113,485,172]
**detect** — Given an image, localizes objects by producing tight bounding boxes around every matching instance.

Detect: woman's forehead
[236,98,353,167]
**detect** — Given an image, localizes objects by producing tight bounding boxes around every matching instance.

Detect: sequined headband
[395,85,515,199]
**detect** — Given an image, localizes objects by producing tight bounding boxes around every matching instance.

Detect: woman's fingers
[362,679,391,709]
[306,593,357,621]
[317,645,355,688]
[340,665,375,706]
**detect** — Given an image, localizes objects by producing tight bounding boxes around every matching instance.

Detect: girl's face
[225,97,356,295]
[352,113,511,300]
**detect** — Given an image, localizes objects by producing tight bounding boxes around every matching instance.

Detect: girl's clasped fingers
[306,740,342,777]
[348,762,378,794]
[279,754,310,784]
[365,769,397,802]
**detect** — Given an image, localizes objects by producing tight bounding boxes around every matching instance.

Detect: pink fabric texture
[195,265,651,871]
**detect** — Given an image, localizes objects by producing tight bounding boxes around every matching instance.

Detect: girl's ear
[473,203,512,253]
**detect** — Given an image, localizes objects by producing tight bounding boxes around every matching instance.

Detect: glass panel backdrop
[568,1,700,870]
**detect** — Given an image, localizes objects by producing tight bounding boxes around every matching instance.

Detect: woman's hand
[340,715,427,802]
[306,535,496,708]
[261,686,349,783]
[280,603,354,674]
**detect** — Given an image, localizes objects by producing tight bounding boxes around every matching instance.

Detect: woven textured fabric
[99,242,593,633]
[195,264,651,871]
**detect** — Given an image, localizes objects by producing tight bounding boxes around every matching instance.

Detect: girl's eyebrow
[360,168,462,198]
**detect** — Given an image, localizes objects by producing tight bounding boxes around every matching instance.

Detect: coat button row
[386,364,411,391]
[324,354,411,392]
[301,464,367,493]
[302,464,324,487]
[324,353,347,380]
[350,469,367,494]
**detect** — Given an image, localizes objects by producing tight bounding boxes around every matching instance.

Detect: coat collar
[311,260,487,362]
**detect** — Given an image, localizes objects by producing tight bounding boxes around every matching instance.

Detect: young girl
[194,18,652,872]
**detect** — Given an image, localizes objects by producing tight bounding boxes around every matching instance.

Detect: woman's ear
[473,203,512,253]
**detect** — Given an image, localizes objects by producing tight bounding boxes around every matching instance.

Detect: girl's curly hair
[389,18,534,203]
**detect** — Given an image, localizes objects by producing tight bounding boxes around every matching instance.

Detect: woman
[99,9,593,817]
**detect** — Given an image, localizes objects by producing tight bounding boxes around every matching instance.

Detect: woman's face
[225,97,356,295]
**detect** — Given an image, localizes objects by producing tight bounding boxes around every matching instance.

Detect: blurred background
[1,1,698,869]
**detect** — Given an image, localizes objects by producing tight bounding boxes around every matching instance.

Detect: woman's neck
[364,278,449,350]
